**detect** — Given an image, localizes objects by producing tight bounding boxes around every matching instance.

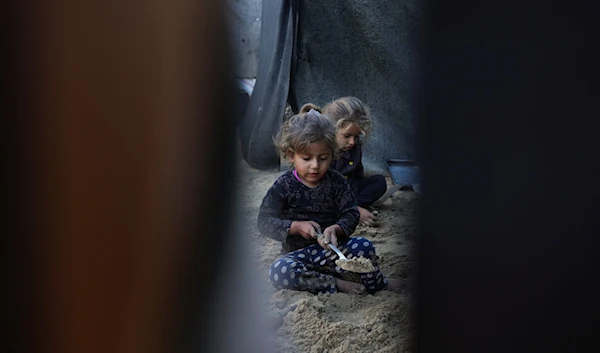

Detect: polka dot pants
[268,236,388,294]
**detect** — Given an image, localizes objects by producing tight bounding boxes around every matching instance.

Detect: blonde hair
[299,103,322,114]
[274,108,339,159]
[322,96,373,138]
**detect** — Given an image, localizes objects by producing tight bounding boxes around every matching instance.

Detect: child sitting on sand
[301,98,386,226]
[257,107,401,294]
[322,97,387,226]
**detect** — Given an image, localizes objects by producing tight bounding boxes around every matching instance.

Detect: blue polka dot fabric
[268,237,388,294]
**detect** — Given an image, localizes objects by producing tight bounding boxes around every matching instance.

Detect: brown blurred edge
[8,1,234,353]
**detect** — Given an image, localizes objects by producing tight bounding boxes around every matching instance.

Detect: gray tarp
[238,0,298,170]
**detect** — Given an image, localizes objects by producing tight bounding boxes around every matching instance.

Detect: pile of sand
[335,256,376,273]
[236,157,418,352]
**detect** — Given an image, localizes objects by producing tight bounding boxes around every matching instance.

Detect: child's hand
[290,220,321,240]
[358,206,377,226]
[317,225,340,250]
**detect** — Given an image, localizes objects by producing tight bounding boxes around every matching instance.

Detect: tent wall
[289,1,421,174]
[239,0,421,172]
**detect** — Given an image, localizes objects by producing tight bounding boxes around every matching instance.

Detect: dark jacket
[330,143,364,189]
[257,169,360,253]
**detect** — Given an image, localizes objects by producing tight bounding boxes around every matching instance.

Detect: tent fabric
[238,0,298,170]
[289,1,420,173]
[239,0,420,172]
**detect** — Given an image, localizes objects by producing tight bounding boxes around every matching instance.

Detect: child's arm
[257,183,293,243]
[355,144,365,180]
[355,162,365,180]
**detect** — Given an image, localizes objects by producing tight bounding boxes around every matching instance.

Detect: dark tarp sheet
[239,0,420,171]
[237,0,297,170]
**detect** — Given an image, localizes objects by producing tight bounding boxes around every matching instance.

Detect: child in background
[322,96,387,226]
[257,106,401,294]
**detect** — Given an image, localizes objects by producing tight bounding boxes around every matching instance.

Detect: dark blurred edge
[4,1,29,352]
[416,0,600,352]
[177,4,238,353]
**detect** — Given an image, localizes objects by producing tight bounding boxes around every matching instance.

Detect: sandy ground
[235,148,418,353]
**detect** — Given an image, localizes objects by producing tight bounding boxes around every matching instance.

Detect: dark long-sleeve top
[329,143,364,189]
[257,169,360,253]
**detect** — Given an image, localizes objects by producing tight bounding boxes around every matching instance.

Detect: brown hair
[322,96,373,137]
[274,109,339,159]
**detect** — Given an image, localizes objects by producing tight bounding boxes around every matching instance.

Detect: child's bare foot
[335,278,366,294]
[386,278,406,293]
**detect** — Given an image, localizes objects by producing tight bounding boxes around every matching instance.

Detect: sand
[335,256,376,273]
[236,151,418,353]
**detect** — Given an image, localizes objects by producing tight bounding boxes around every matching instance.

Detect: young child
[257,106,401,294]
[322,96,387,226]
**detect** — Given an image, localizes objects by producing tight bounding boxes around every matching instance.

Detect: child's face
[288,140,332,188]
[336,123,362,151]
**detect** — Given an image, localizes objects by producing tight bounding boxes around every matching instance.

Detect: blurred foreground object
[416,0,600,352]
[8,1,239,353]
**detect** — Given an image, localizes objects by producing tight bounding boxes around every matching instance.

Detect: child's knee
[345,236,376,259]
[373,175,387,193]
[269,257,295,289]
